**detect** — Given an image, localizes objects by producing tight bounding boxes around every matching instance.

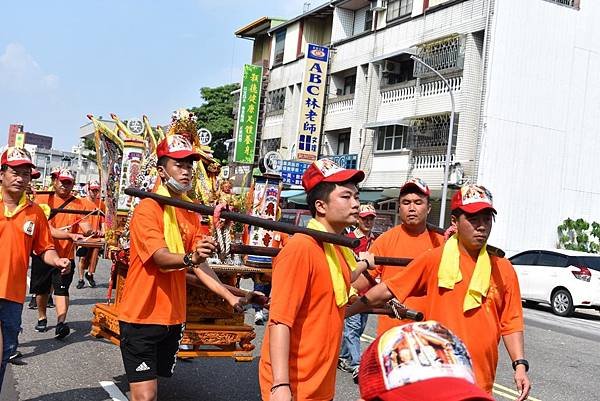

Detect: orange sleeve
[268,236,313,327]
[498,259,525,335]
[130,199,169,264]
[32,206,55,256]
[368,235,387,279]
[383,250,432,302]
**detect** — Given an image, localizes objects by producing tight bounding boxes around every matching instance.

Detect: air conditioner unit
[370,0,387,11]
[382,60,400,74]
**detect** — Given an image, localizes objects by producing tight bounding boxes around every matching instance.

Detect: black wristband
[183,252,195,267]
[361,258,371,269]
[359,295,370,305]
[512,359,529,372]
[270,383,290,392]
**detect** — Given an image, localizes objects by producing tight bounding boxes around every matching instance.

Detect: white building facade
[236,0,596,254]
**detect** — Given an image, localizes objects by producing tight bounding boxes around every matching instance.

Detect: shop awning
[364,118,411,129]
[280,189,305,199]
[287,190,390,206]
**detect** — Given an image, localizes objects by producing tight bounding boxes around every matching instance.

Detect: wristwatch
[359,295,370,306]
[511,359,529,372]
[183,252,196,267]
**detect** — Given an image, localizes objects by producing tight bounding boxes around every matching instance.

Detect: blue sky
[0,0,310,149]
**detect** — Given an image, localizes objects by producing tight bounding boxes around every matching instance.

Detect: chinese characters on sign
[280,160,310,186]
[234,64,263,163]
[296,44,329,162]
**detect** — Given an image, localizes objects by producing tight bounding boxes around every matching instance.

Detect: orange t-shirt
[384,246,524,393]
[0,199,54,303]
[117,198,204,325]
[259,234,351,401]
[369,225,443,334]
[35,193,92,259]
[81,197,105,232]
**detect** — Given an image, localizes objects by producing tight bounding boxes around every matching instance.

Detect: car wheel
[551,289,574,317]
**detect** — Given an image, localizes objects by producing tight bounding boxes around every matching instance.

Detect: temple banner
[234,64,263,164]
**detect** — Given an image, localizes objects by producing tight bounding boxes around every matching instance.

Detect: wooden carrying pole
[124,188,359,249]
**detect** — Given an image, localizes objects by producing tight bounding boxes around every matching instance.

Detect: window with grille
[414,36,464,78]
[343,75,356,95]
[337,132,350,154]
[376,125,409,152]
[544,0,579,8]
[274,30,286,65]
[407,113,457,151]
[261,138,281,156]
[267,88,286,113]
[386,0,413,22]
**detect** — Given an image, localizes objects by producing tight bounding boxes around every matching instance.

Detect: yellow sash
[155,184,192,254]
[307,219,357,307]
[438,234,491,312]
[1,192,29,218]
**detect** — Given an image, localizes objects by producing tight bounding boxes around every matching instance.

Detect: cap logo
[377,321,475,391]
[460,185,493,206]
[404,177,429,193]
[167,135,193,153]
[314,159,345,178]
[7,147,32,163]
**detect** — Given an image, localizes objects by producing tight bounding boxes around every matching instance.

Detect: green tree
[190,83,240,163]
[557,217,600,253]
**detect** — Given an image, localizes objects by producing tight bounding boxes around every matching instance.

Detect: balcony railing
[380,76,461,104]
[325,96,354,114]
[381,84,416,104]
[412,153,454,169]
[420,76,462,97]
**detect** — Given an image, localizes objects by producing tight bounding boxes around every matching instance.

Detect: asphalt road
[2,259,599,401]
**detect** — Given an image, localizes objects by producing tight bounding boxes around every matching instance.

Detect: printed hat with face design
[450,184,496,214]
[1,147,36,168]
[359,204,377,218]
[53,168,75,183]
[358,321,494,401]
[301,159,364,192]
[400,177,431,197]
[88,180,101,190]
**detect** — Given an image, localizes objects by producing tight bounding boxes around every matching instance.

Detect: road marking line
[493,388,517,400]
[100,381,129,401]
[494,383,542,401]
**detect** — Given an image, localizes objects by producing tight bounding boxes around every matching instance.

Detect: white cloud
[0,43,59,94]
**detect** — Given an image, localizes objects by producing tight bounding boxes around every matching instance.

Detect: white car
[509,249,600,317]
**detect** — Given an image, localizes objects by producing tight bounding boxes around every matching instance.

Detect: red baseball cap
[156,135,200,161]
[400,177,431,197]
[1,147,35,168]
[52,168,75,183]
[359,204,377,218]
[359,321,494,401]
[451,185,496,214]
[88,180,101,190]
[301,159,364,192]
[31,169,41,179]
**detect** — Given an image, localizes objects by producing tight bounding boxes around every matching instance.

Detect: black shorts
[119,321,184,383]
[30,255,76,296]
[76,247,89,257]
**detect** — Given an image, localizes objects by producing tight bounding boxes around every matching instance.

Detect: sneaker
[55,322,70,339]
[337,358,354,373]
[352,366,359,384]
[34,318,47,332]
[85,272,96,288]
[28,296,37,310]
[254,310,265,325]
[76,280,85,289]
[8,351,22,362]
[47,295,55,308]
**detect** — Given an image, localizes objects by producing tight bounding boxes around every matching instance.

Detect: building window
[337,132,350,154]
[352,7,372,36]
[544,0,579,8]
[274,30,286,65]
[343,75,356,95]
[383,58,414,85]
[376,125,408,152]
[407,113,457,152]
[414,36,464,78]
[267,88,286,113]
[386,0,413,22]
[261,138,281,156]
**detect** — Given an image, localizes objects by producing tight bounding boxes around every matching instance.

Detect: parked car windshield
[575,256,600,271]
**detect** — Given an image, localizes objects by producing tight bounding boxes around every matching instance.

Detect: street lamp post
[408,54,456,227]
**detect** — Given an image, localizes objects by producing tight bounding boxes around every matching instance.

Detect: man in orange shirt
[0,147,71,391]
[353,178,443,336]
[259,159,374,401]
[347,185,531,400]
[117,135,252,401]
[30,168,93,338]
[76,179,105,289]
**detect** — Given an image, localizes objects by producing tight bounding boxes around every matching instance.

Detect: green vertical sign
[234,64,263,164]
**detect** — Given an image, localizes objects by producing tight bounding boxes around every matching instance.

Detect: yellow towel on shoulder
[438,234,491,312]
[0,192,28,218]
[307,219,357,307]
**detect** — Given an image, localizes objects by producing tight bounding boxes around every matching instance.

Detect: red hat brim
[31,169,41,179]
[453,202,497,215]
[4,159,35,168]
[161,149,201,161]
[376,377,494,401]
[359,211,376,217]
